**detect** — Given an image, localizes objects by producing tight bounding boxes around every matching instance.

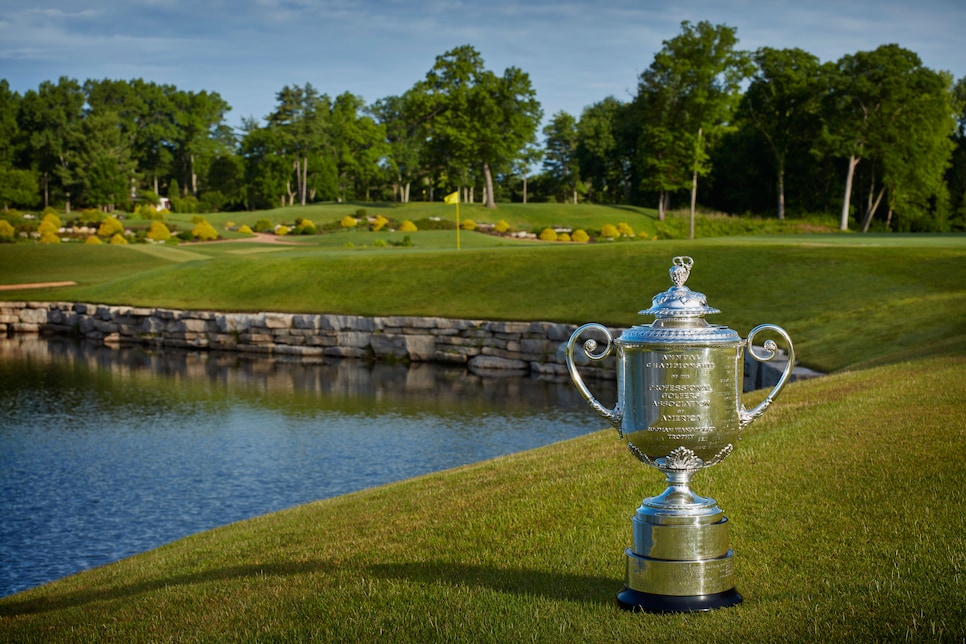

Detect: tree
[542,111,581,203]
[267,84,330,206]
[632,21,751,222]
[577,97,627,204]
[170,89,231,197]
[820,44,955,231]
[739,48,825,219]
[411,45,542,209]
[18,77,85,208]
[370,92,425,203]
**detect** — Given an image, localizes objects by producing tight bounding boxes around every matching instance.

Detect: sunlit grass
[1,355,963,641]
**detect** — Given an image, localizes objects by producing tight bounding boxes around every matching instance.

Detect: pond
[0,335,616,598]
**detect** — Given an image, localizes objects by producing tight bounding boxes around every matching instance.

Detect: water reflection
[0,336,615,598]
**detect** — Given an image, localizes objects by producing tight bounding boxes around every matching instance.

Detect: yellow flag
[444,190,459,205]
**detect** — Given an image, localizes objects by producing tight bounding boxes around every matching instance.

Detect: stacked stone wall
[0,301,818,387]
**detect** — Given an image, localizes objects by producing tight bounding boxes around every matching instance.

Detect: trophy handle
[566,323,623,432]
[739,324,795,430]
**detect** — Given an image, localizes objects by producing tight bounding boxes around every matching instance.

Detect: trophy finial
[670,256,693,287]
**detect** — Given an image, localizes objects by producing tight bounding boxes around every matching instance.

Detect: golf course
[1,203,964,641]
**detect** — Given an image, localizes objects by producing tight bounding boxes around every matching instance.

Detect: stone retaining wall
[0,301,818,389]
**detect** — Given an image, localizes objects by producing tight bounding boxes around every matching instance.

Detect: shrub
[275,225,290,236]
[253,218,273,233]
[340,215,359,228]
[462,219,477,231]
[238,224,254,235]
[495,219,510,233]
[399,220,418,232]
[371,214,388,232]
[558,232,571,242]
[84,235,102,244]
[599,223,619,239]
[539,228,558,241]
[295,220,317,235]
[0,219,15,242]
[39,231,60,244]
[373,238,387,248]
[109,233,128,245]
[572,229,590,243]
[37,219,59,236]
[41,206,59,218]
[355,208,367,218]
[191,215,206,225]
[146,221,171,242]
[97,216,124,238]
[618,222,634,237]
[176,230,194,242]
[41,213,62,229]
[192,221,219,241]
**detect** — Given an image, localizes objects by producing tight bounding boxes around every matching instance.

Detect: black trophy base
[616,586,742,613]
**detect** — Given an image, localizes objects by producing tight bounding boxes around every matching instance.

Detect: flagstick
[456,199,461,251]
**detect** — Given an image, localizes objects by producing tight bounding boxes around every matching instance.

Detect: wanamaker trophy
[566,256,794,612]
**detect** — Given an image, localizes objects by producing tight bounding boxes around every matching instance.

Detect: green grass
[1,355,963,641]
[2,235,963,373]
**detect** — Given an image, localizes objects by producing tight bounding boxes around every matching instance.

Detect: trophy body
[566,257,794,612]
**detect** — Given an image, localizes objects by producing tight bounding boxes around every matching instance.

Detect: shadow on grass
[368,561,617,606]
[0,560,335,617]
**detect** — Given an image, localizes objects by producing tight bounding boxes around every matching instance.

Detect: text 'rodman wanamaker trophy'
[566,256,794,612]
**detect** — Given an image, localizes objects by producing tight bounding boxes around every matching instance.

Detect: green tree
[411,45,542,209]
[739,48,826,219]
[821,45,957,231]
[577,97,628,204]
[66,110,138,210]
[171,89,231,197]
[370,92,425,203]
[18,77,85,208]
[267,83,331,206]
[330,92,388,202]
[542,111,581,203]
[632,21,751,222]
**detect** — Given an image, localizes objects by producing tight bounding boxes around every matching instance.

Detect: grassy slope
[2,234,963,373]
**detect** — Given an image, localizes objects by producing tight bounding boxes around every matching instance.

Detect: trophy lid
[619,256,740,344]
[638,256,720,319]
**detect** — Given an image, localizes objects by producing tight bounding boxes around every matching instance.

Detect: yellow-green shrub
[146,221,171,242]
[618,222,634,236]
[85,235,102,244]
[41,213,62,229]
[371,214,388,231]
[495,220,510,233]
[0,220,15,241]
[572,229,590,243]
[192,221,219,241]
[558,232,571,242]
[97,216,124,238]
[399,220,418,232]
[275,225,290,236]
[238,224,253,234]
[599,223,619,239]
[109,233,128,245]
[462,219,477,231]
[37,220,59,236]
[340,215,358,228]
[39,231,60,244]
[539,228,558,241]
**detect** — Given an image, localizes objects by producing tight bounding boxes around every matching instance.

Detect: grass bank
[1,354,963,641]
[2,235,964,373]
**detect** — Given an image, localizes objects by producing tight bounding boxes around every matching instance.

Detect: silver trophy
[566,256,794,612]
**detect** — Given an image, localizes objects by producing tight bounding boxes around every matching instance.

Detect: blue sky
[2,0,964,132]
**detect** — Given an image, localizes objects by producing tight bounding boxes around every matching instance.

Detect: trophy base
[616,587,742,613]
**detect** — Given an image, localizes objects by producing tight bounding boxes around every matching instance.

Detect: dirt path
[0,281,77,291]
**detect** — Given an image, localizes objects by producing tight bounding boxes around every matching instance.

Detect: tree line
[1,21,964,232]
